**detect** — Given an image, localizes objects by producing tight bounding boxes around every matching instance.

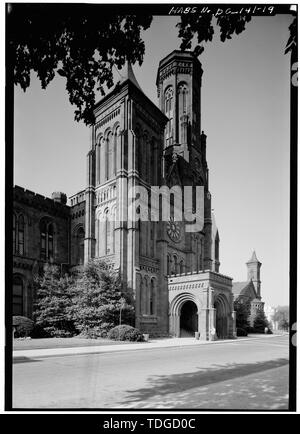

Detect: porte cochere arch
[168,270,236,340]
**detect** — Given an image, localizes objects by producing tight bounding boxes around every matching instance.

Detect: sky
[13,13,293,307]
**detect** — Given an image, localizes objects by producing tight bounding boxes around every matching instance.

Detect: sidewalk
[12,333,287,360]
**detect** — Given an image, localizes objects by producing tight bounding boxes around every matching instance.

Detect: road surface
[12,334,289,410]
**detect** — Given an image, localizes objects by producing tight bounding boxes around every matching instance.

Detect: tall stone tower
[156,50,217,272]
[246,251,262,299]
[85,62,170,335]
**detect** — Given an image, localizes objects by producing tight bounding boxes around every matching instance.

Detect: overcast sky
[14,14,293,307]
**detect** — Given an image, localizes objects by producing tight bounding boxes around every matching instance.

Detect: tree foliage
[8,4,152,125]
[253,310,269,333]
[177,13,252,56]
[33,263,76,337]
[234,299,251,331]
[272,306,289,331]
[68,259,135,337]
[8,4,295,126]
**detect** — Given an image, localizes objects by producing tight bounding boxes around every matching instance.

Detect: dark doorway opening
[180,300,198,337]
[214,299,228,339]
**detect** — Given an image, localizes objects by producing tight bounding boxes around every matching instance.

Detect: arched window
[13,213,16,254]
[164,87,173,147]
[167,255,171,275]
[140,277,144,314]
[75,227,85,265]
[40,219,54,261]
[114,127,119,175]
[105,209,111,255]
[178,83,188,116]
[40,220,47,260]
[13,275,23,315]
[180,260,184,274]
[14,214,25,255]
[106,132,114,180]
[150,278,156,315]
[144,276,148,314]
[173,255,178,275]
[48,223,53,261]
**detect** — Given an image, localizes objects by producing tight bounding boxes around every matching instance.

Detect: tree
[253,310,269,333]
[8,4,152,125]
[68,259,135,337]
[234,299,251,331]
[273,306,289,331]
[33,263,76,337]
[8,4,255,126]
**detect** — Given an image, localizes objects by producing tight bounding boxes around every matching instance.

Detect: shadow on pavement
[13,357,41,364]
[121,358,289,407]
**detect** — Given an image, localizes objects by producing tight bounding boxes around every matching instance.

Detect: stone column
[230,310,237,338]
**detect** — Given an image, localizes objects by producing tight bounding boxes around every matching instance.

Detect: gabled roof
[232,280,258,300]
[232,282,249,296]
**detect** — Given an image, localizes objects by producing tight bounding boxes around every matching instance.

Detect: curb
[12,334,288,361]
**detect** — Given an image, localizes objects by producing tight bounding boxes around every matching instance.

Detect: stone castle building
[13,50,264,339]
[232,251,265,326]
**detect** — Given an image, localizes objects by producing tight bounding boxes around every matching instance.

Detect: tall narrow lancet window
[105,209,111,255]
[167,255,171,275]
[173,255,178,275]
[144,276,148,314]
[178,83,188,143]
[17,215,24,255]
[178,83,188,116]
[180,260,184,274]
[40,219,54,261]
[114,127,120,175]
[13,275,23,315]
[150,278,156,315]
[40,220,47,260]
[13,214,16,254]
[75,227,85,265]
[106,132,114,180]
[48,224,54,261]
[164,87,173,147]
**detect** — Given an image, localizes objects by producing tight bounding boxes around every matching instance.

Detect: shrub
[30,323,49,338]
[13,316,34,338]
[78,325,109,339]
[108,325,144,342]
[236,327,248,337]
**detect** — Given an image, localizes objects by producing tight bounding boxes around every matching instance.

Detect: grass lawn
[13,337,135,351]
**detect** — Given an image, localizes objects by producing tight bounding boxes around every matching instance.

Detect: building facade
[232,251,265,326]
[13,50,265,339]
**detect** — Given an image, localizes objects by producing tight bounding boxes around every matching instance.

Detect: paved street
[12,335,289,410]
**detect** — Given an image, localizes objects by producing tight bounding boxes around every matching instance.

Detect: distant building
[232,251,265,325]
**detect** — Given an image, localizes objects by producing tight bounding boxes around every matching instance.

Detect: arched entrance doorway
[214,295,230,339]
[180,300,198,337]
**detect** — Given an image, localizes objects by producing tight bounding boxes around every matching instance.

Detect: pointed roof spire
[118,61,142,91]
[247,251,260,263]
